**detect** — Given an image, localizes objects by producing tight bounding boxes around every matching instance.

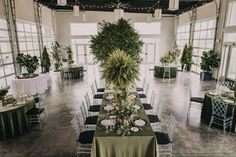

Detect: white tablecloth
[10,75,48,96]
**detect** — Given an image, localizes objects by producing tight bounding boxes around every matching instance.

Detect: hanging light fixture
[154,9,162,19]
[168,0,179,10]
[114,8,124,22]
[57,0,67,5]
[154,1,162,19]
[73,5,80,16]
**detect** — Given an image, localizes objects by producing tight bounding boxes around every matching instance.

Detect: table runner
[91,92,158,157]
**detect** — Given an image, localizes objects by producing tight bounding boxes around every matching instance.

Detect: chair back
[94,79,98,91]
[211,98,229,118]
[81,101,88,118]
[144,83,150,96]
[167,114,177,141]
[90,84,96,96]
[142,78,146,88]
[157,99,163,120]
[71,114,82,137]
[150,91,156,106]
[85,92,91,107]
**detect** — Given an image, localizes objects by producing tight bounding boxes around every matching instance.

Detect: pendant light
[73,5,80,16]
[57,0,67,5]
[168,0,179,11]
[114,8,124,22]
[154,1,162,19]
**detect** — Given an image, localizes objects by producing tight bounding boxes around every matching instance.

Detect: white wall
[15,0,35,22]
[0,0,5,17]
[42,6,53,28]
[56,11,175,64]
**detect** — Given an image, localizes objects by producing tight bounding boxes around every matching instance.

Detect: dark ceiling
[37,0,214,15]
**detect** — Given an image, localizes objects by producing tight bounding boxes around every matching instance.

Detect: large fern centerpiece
[90,19,143,65]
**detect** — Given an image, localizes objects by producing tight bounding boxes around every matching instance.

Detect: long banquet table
[0,97,35,140]
[91,92,158,157]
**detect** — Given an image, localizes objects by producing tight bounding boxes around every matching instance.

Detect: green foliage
[41,46,51,68]
[102,49,139,89]
[51,41,62,66]
[65,46,74,65]
[16,53,39,74]
[200,50,219,72]
[160,43,181,66]
[180,44,193,65]
[0,88,8,96]
[90,19,143,64]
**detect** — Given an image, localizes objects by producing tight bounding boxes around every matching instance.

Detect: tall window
[176,24,190,51]
[192,18,216,73]
[70,23,97,65]
[0,18,15,88]
[16,21,40,57]
[226,1,236,26]
[42,26,54,52]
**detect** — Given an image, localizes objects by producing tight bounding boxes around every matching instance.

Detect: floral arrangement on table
[0,88,8,100]
[16,53,39,78]
[160,42,181,66]
[102,49,140,135]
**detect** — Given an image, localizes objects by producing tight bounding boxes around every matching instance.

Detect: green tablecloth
[154,66,177,79]
[91,93,157,157]
[60,65,83,79]
[201,94,236,132]
[0,98,35,140]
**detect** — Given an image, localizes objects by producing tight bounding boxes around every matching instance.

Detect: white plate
[132,105,141,110]
[223,99,234,104]
[100,119,110,126]
[131,127,139,132]
[134,119,146,127]
[109,115,116,119]
[104,104,114,111]
[209,91,218,96]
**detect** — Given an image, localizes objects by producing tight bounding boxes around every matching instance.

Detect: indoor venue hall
[0,0,236,157]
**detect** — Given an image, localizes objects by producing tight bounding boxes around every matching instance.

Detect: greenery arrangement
[0,88,8,100]
[16,53,39,76]
[102,49,139,91]
[65,46,74,66]
[180,44,193,71]
[41,46,51,73]
[200,50,219,72]
[51,41,62,71]
[102,49,139,136]
[160,43,181,66]
[90,18,143,65]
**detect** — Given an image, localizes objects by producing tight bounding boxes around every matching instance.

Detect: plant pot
[54,63,60,71]
[181,64,191,71]
[43,67,50,73]
[200,72,212,81]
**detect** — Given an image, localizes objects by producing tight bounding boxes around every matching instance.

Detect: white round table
[10,75,48,96]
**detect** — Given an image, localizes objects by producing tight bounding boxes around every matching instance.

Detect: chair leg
[208,117,213,130]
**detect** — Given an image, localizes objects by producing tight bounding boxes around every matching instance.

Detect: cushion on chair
[94,94,103,99]
[190,97,204,103]
[78,130,94,144]
[26,108,44,115]
[147,115,160,123]
[138,94,147,98]
[89,105,101,112]
[154,132,172,144]
[142,103,153,110]
[97,88,105,92]
[136,87,143,92]
[85,116,98,125]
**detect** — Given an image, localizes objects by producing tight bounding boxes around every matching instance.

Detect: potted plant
[41,46,51,73]
[51,41,62,71]
[102,49,139,135]
[0,88,8,100]
[180,44,193,71]
[16,53,39,77]
[200,50,219,81]
[65,46,74,66]
[90,18,143,65]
